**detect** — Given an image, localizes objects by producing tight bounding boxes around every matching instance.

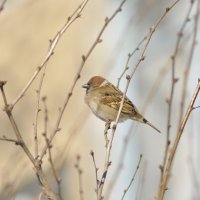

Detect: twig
[130,0,180,78]
[121,154,142,200]
[105,125,133,199]
[161,0,194,178]
[106,63,169,199]
[90,151,99,197]
[98,75,130,200]
[117,36,147,88]
[0,135,18,144]
[0,81,54,200]
[135,161,147,200]
[42,97,63,199]
[43,133,63,200]
[42,96,48,136]
[33,65,48,158]
[177,0,200,129]
[97,1,180,199]
[75,155,84,200]
[157,79,200,200]
[0,81,36,167]
[39,0,127,162]
[0,0,7,13]
[10,0,89,109]
[192,105,200,110]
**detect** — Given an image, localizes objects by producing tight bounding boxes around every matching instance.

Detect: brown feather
[98,83,138,117]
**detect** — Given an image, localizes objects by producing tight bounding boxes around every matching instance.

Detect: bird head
[82,76,106,93]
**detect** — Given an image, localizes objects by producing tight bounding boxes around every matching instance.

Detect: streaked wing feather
[99,83,137,116]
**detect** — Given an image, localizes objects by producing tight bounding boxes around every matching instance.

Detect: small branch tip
[0,80,7,88]
[90,150,94,156]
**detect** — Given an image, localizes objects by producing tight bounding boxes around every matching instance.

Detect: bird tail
[132,113,161,133]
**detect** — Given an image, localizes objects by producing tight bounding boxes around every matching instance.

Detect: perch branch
[39,0,127,162]
[97,1,180,199]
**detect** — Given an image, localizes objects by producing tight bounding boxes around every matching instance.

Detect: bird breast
[85,92,128,122]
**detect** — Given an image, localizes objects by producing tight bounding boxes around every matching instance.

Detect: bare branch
[157,79,200,200]
[43,133,63,200]
[75,155,84,200]
[177,0,200,128]
[121,154,143,200]
[0,0,7,13]
[0,135,18,144]
[90,150,99,197]
[33,67,48,158]
[117,36,147,88]
[0,81,35,166]
[130,0,180,79]
[161,0,195,179]
[0,80,54,199]
[39,0,127,162]
[97,1,180,199]
[11,0,89,109]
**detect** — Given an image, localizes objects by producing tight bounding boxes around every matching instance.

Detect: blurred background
[0,0,199,200]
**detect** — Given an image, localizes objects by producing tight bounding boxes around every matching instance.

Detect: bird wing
[99,83,137,116]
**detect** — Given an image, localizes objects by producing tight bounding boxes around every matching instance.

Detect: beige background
[0,0,199,200]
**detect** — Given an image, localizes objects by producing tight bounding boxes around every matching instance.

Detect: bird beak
[82,83,90,89]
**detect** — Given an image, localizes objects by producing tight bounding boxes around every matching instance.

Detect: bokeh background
[0,0,199,200]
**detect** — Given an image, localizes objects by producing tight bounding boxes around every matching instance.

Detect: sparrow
[82,76,160,133]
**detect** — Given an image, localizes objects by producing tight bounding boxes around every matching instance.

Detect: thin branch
[130,0,180,78]
[39,0,127,162]
[121,154,143,200]
[192,105,200,110]
[0,81,54,200]
[97,75,130,200]
[10,0,89,109]
[97,1,180,199]
[75,155,84,200]
[105,126,133,199]
[177,0,200,129]
[33,66,48,158]
[42,97,63,200]
[0,0,7,13]
[117,36,147,88]
[42,96,48,136]
[157,79,200,200]
[43,133,63,200]
[90,151,99,197]
[42,98,63,199]
[135,160,147,200]
[0,81,36,167]
[157,2,200,198]
[161,0,194,178]
[0,135,18,144]
[105,63,169,199]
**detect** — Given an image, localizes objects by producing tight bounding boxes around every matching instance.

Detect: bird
[82,76,160,133]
